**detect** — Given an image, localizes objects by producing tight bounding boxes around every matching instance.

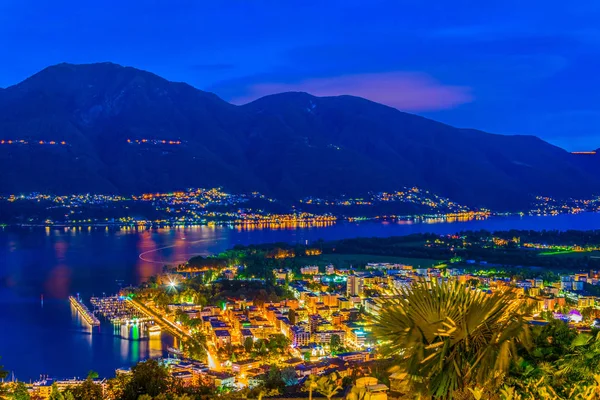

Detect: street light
[167,277,178,291]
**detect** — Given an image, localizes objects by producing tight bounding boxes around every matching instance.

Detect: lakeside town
[3,187,600,228]
[5,1,600,400]
[7,231,600,399]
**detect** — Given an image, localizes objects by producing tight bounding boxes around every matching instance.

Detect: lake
[2,213,600,380]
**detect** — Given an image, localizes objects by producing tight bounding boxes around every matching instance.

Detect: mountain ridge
[0,62,598,210]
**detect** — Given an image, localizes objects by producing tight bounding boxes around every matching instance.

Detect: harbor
[90,296,154,325]
[69,296,100,326]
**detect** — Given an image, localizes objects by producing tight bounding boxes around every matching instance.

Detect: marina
[68,296,100,326]
[90,296,154,325]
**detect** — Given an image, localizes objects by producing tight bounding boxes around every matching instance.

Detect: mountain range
[1,62,598,211]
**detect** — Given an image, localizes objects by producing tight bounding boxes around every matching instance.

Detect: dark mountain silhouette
[0,62,598,210]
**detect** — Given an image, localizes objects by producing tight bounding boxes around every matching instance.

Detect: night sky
[1,0,599,150]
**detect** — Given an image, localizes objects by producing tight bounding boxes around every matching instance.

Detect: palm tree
[373,279,531,399]
[315,373,343,400]
[304,375,318,400]
[557,331,600,385]
[346,385,367,400]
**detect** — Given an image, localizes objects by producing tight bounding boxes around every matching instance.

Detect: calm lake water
[2,213,600,380]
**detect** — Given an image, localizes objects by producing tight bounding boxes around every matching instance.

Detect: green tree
[243,337,254,354]
[374,279,531,399]
[262,365,284,391]
[182,332,207,360]
[267,334,290,354]
[303,351,311,362]
[70,376,103,400]
[256,340,268,357]
[558,331,600,385]
[10,382,30,400]
[122,359,173,400]
[288,309,297,325]
[49,384,64,400]
[86,371,98,380]
[530,319,577,362]
[281,367,298,386]
[330,334,341,353]
[581,306,595,321]
[175,310,191,326]
[104,374,128,400]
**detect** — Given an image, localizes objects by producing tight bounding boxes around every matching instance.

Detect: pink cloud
[232,72,473,111]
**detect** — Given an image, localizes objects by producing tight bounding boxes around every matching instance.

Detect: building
[560,281,572,290]
[309,315,325,333]
[301,265,320,275]
[338,297,352,310]
[534,278,544,287]
[579,296,595,308]
[363,298,381,316]
[366,263,407,271]
[347,275,364,297]
[348,329,367,347]
[312,330,345,345]
[172,370,194,386]
[274,269,293,281]
[321,293,339,307]
[222,269,236,280]
[214,329,232,348]
[337,351,371,363]
[291,325,311,347]
[355,377,389,400]
[34,378,106,400]
[232,360,262,374]
[205,371,235,388]
[240,328,253,344]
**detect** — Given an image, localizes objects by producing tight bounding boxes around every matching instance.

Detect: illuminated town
[3,2,600,398]
[5,230,600,399]
[3,187,600,229]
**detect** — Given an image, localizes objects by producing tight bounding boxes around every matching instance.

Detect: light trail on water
[137,237,224,264]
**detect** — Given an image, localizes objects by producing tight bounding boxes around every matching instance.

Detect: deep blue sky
[1,0,599,150]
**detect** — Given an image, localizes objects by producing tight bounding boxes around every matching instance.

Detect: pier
[69,296,101,326]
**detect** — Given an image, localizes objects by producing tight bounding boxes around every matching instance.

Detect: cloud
[230,72,473,111]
